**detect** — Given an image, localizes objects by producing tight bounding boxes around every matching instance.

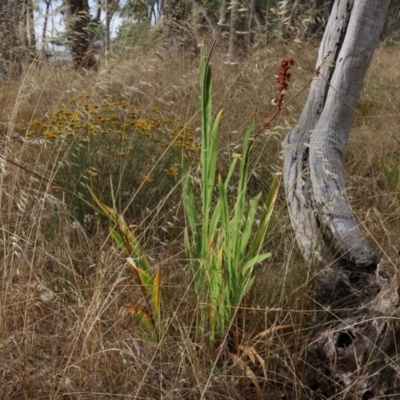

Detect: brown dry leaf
[228,351,263,400]
[239,344,267,380]
[252,324,296,341]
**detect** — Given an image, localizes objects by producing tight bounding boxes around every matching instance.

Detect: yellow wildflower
[164,166,179,177]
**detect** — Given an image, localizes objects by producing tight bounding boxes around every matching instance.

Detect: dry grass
[0,40,399,399]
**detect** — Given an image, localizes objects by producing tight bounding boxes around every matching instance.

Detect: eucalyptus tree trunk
[65,0,96,68]
[22,0,36,58]
[41,0,51,53]
[227,0,248,62]
[0,0,25,77]
[251,0,265,37]
[105,0,119,56]
[283,0,386,269]
[282,0,400,396]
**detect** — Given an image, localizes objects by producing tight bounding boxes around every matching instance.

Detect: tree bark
[308,259,400,397]
[105,0,119,56]
[227,0,248,62]
[65,0,96,69]
[283,0,387,269]
[281,0,400,397]
[0,0,25,77]
[251,0,265,37]
[25,0,37,57]
[41,0,51,53]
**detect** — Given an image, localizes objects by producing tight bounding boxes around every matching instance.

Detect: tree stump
[307,260,400,398]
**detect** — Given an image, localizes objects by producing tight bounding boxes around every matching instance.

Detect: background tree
[41,0,52,54]
[0,1,28,76]
[104,0,120,54]
[227,0,249,62]
[65,0,96,68]
[23,0,37,57]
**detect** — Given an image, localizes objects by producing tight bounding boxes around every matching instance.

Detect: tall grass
[183,48,279,346]
[0,41,399,398]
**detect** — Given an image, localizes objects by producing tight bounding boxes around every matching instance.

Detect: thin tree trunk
[65,0,96,69]
[106,0,111,55]
[0,0,25,77]
[41,0,51,53]
[26,0,37,57]
[251,0,265,37]
[95,0,102,22]
[163,0,187,57]
[104,0,119,56]
[192,0,205,46]
[227,0,248,62]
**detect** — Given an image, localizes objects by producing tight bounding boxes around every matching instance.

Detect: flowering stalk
[273,56,295,107]
[253,56,295,140]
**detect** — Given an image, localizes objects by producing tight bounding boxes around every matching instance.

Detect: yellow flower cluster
[18,93,200,177]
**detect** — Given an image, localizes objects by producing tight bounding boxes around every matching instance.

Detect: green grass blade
[250,175,280,256]
[241,253,271,277]
[240,192,262,257]
[218,174,229,229]
[182,159,199,250]
[201,111,222,243]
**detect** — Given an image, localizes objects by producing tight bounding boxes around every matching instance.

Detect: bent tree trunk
[283,0,386,269]
[282,0,400,397]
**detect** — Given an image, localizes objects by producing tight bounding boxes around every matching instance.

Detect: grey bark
[283,0,388,269]
[22,0,36,57]
[281,0,400,396]
[105,0,119,55]
[251,0,265,36]
[41,0,51,52]
[65,0,96,69]
[227,0,248,62]
[0,0,25,77]
[309,259,400,397]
